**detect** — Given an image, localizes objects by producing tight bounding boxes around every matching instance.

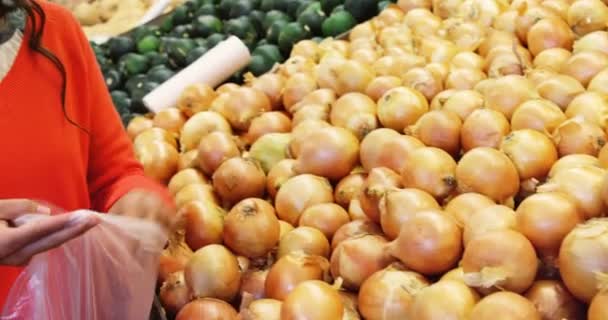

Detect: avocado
[192,15,223,37]
[278,22,311,53]
[107,36,135,61]
[322,10,355,37]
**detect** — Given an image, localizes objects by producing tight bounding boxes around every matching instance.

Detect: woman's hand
[109,190,176,230]
[0,199,100,266]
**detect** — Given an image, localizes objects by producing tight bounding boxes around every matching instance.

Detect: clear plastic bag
[1,210,168,320]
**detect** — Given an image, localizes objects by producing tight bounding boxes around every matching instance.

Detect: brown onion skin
[444,193,495,228]
[435,89,485,121]
[293,126,360,181]
[500,129,558,181]
[182,201,225,251]
[159,239,194,284]
[330,235,395,290]
[298,203,350,240]
[527,17,574,57]
[510,99,566,134]
[365,76,403,102]
[153,108,186,134]
[408,110,462,156]
[359,167,403,223]
[277,226,331,259]
[461,109,511,151]
[160,271,191,316]
[244,112,292,145]
[178,150,200,171]
[537,75,585,110]
[331,220,383,251]
[552,118,607,157]
[212,157,266,207]
[358,264,430,320]
[335,173,367,208]
[239,299,282,320]
[274,174,334,226]
[223,198,280,258]
[463,205,517,246]
[177,83,217,117]
[280,280,344,320]
[197,131,241,176]
[470,292,541,320]
[360,128,424,173]
[524,280,586,320]
[589,291,608,320]
[127,116,154,140]
[389,210,462,275]
[549,154,601,178]
[456,147,520,203]
[266,159,297,199]
[175,298,238,320]
[265,252,329,301]
[377,87,429,132]
[379,188,441,240]
[239,269,268,301]
[407,280,479,320]
[184,244,241,301]
[168,168,208,196]
[561,50,608,87]
[462,230,538,294]
[247,73,286,110]
[401,147,458,199]
[174,183,219,209]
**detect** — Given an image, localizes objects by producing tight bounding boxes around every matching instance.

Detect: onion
[445,68,487,90]
[440,19,485,52]
[275,174,334,225]
[332,220,383,252]
[174,183,218,209]
[527,69,559,88]
[153,108,186,134]
[549,154,601,178]
[559,218,608,302]
[408,280,479,319]
[493,10,518,33]
[589,291,608,320]
[388,210,462,275]
[429,89,457,110]
[317,59,375,96]
[532,48,572,71]
[266,159,296,199]
[176,84,217,117]
[212,157,265,207]
[441,267,465,283]
[289,120,332,158]
[281,280,344,319]
[415,36,458,63]
[278,220,295,239]
[527,17,574,56]
[182,201,224,251]
[401,67,443,101]
[463,205,516,246]
[134,127,178,150]
[432,0,464,18]
[180,111,232,152]
[216,83,239,95]
[552,117,607,157]
[246,73,285,110]
[127,116,153,140]
[407,110,462,156]
[277,226,330,259]
[589,68,608,97]
[373,55,425,77]
[401,147,457,199]
[329,93,378,140]
[379,188,440,240]
[565,92,608,129]
[349,200,369,222]
[567,0,608,36]
[462,230,538,293]
[351,49,380,66]
[450,52,484,70]
[458,0,508,27]
[561,50,608,86]
[178,150,200,171]
[197,131,240,176]
[239,269,268,301]
[176,298,237,320]
[398,0,432,11]
[470,292,540,320]
[239,299,281,320]
[223,198,279,258]
[220,87,272,131]
[244,112,291,145]
[359,168,403,223]
[539,166,606,219]
[360,128,424,173]
[278,56,316,78]
[537,75,585,110]
[291,89,337,114]
[292,104,330,127]
[299,203,350,240]
[160,271,190,315]
[248,133,291,175]
[265,252,330,301]
[404,9,442,36]
[335,173,367,208]
[485,52,527,78]
[159,238,193,284]
[377,87,429,132]
[290,40,319,61]
[168,168,208,195]
[282,73,318,112]
[476,75,537,120]
[365,76,403,102]
[479,30,520,57]
[500,129,558,184]
[426,62,450,82]
[444,193,495,228]
[524,280,586,320]
[601,145,608,169]
[376,5,406,26]
[433,90,484,121]
[358,263,430,320]
[185,244,241,300]
[349,22,377,40]
[135,141,179,184]
[574,31,608,55]
[510,99,566,133]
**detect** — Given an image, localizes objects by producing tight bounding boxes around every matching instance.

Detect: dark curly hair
[1,0,87,132]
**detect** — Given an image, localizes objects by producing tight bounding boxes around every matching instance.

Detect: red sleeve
[69,13,174,212]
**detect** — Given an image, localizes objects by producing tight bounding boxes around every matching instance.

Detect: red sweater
[0,2,172,308]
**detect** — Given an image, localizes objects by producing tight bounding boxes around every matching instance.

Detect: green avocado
[119,53,150,76]
[147,65,176,83]
[192,15,223,37]
[278,22,311,53]
[186,46,210,65]
[322,10,355,37]
[297,2,326,35]
[137,35,161,54]
[104,68,122,90]
[107,36,135,61]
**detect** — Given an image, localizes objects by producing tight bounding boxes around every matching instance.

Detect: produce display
[91,0,388,126]
[129,0,608,319]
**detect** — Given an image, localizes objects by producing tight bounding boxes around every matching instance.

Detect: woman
[0,0,175,309]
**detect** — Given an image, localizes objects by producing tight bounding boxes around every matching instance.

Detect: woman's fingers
[2,213,100,265]
[0,199,50,220]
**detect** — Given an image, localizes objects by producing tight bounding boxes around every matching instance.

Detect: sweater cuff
[94,175,175,213]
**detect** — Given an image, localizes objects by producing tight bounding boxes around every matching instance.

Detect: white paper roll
[143,36,251,113]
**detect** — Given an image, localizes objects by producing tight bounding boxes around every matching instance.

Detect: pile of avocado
[91,0,396,125]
